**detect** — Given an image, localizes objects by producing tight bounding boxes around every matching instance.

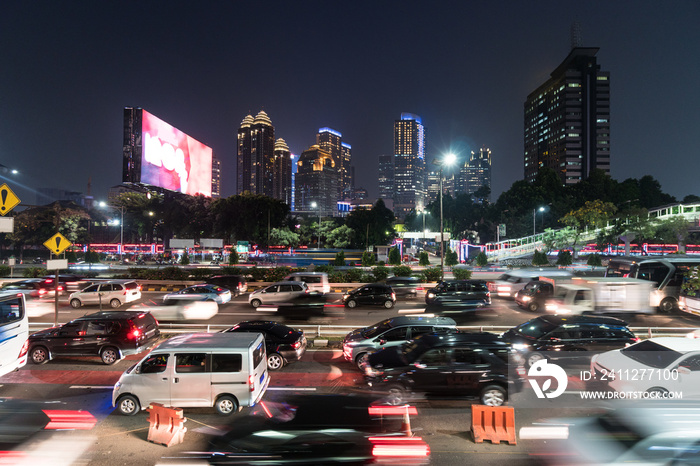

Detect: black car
[188,393,430,465]
[343,283,396,309]
[502,315,639,368]
[385,276,423,299]
[205,275,248,297]
[28,310,160,365]
[223,320,307,370]
[514,280,555,312]
[364,332,521,406]
[424,279,491,308]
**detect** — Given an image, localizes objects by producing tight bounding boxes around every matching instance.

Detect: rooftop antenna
[571,21,582,49]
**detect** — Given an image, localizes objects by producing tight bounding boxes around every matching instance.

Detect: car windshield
[513,319,558,338]
[362,320,392,338]
[620,340,683,368]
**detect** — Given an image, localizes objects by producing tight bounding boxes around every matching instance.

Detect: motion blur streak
[42,410,97,430]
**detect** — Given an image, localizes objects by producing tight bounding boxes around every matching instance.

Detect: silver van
[342,315,457,369]
[284,272,330,294]
[112,332,269,416]
[488,268,573,298]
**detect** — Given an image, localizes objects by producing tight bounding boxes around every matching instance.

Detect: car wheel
[109,298,121,308]
[528,301,539,312]
[101,347,120,365]
[250,299,262,308]
[30,346,49,364]
[526,352,545,368]
[659,298,677,314]
[480,385,506,406]
[346,299,357,309]
[385,385,406,406]
[70,299,81,309]
[215,395,239,415]
[117,395,140,416]
[646,387,669,398]
[355,353,369,370]
[267,353,284,371]
[383,300,395,309]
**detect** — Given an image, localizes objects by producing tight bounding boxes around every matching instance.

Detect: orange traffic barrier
[146,403,187,447]
[471,404,516,445]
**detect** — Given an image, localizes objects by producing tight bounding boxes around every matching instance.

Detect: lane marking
[69,385,113,389]
[267,387,317,391]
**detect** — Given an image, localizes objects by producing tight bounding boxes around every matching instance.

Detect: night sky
[2,1,699,207]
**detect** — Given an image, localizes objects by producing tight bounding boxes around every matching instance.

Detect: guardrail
[27,323,698,339]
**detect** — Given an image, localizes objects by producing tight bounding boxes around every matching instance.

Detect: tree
[587,254,602,266]
[333,250,346,266]
[682,266,700,297]
[180,249,190,265]
[345,199,395,249]
[532,249,549,266]
[476,251,488,267]
[655,217,692,253]
[556,249,573,266]
[229,249,239,265]
[418,251,430,266]
[560,200,617,257]
[445,247,458,267]
[325,225,353,249]
[361,251,376,267]
[269,227,300,248]
[388,247,401,265]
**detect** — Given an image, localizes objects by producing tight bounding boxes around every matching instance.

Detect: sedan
[0,279,63,299]
[224,320,307,370]
[163,284,232,304]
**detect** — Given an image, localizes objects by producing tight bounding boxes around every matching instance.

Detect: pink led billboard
[141,110,212,196]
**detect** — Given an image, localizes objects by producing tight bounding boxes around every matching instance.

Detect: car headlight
[343,294,350,300]
[364,366,384,377]
[521,296,531,302]
[512,343,530,351]
[427,293,435,299]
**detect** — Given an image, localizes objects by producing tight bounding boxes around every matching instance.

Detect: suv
[342,315,457,369]
[343,284,396,309]
[514,280,555,312]
[385,276,423,299]
[424,280,491,307]
[28,310,160,365]
[248,281,309,308]
[502,315,638,368]
[206,275,248,297]
[364,332,521,406]
[284,272,330,294]
[224,320,307,371]
[69,280,141,308]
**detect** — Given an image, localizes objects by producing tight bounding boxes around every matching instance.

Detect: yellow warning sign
[0,183,21,216]
[44,233,72,255]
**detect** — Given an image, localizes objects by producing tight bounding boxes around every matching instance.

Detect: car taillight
[305,288,309,294]
[128,328,141,339]
[248,375,255,391]
[416,287,424,291]
[292,341,301,350]
[18,340,29,358]
[38,289,46,296]
[57,285,64,291]
[392,293,396,300]
[369,436,430,458]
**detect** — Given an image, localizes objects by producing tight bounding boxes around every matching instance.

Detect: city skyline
[2,1,699,207]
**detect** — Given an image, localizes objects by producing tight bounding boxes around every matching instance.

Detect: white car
[69,280,142,308]
[147,301,219,321]
[591,337,700,398]
[248,281,309,308]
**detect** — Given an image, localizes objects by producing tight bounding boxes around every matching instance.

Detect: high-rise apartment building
[295,145,338,217]
[524,47,610,185]
[211,154,221,198]
[273,138,293,206]
[457,146,491,202]
[237,111,275,197]
[393,113,426,217]
[316,128,352,200]
[378,154,394,200]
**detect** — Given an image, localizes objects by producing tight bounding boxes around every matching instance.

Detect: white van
[112,332,269,416]
[284,272,330,294]
[488,268,573,298]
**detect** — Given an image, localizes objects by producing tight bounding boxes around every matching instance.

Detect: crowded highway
[2,271,700,465]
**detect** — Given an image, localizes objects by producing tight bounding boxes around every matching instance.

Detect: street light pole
[119,206,124,260]
[311,202,321,248]
[439,170,445,281]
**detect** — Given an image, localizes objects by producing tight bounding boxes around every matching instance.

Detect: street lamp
[311,201,321,248]
[99,201,125,260]
[437,153,456,280]
[533,206,545,235]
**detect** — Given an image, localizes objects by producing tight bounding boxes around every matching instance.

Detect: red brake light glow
[369,436,430,457]
[248,375,255,391]
[42,410,97,430]
[292,341,301,350]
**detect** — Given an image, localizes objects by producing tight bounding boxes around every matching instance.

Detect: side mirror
[378,339,387,345]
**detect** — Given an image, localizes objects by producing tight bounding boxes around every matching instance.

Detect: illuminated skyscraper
[273,138,293,206]
[524,47,610,185]
[378,154,394,201]
[393,113,426,217]
[457,146,491,202]
[237,110,275,196]
[211,154,221,198]
[295,145,338,217]
[316,127,352,200]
